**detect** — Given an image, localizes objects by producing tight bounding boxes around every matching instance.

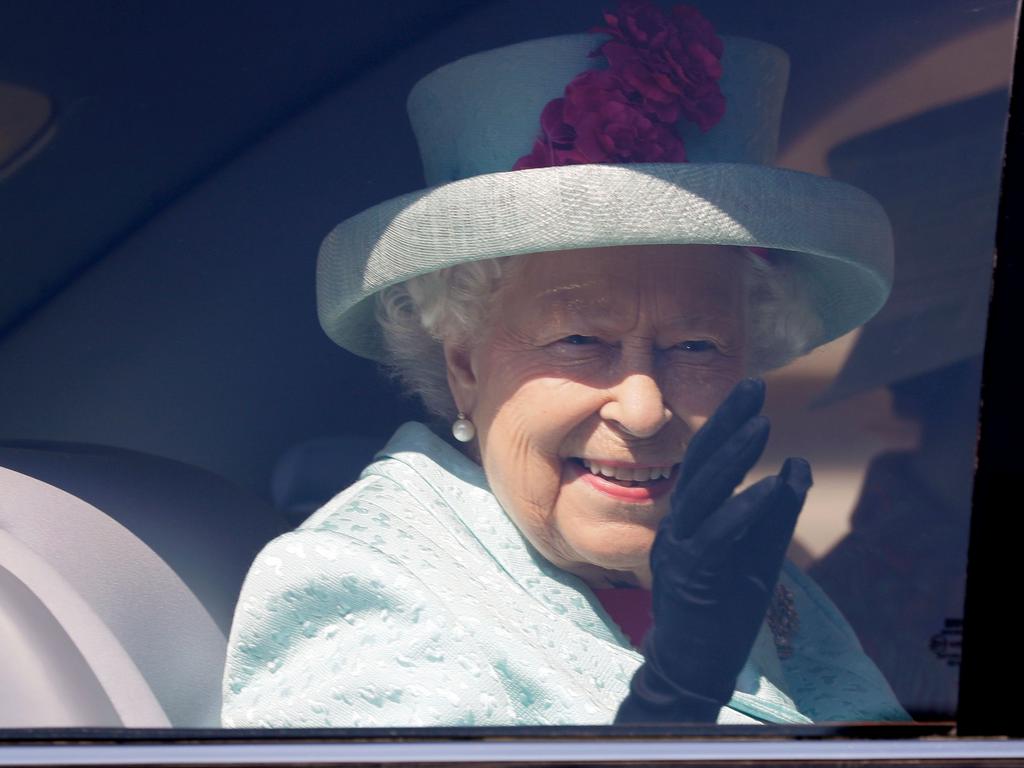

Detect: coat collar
[374,421,809,724]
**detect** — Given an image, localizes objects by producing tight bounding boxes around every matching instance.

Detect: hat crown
[317,31,892,364]
[407,33,790,186]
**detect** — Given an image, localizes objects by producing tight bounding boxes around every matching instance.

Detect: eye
[559,334,600,345]
[676,340,717,353]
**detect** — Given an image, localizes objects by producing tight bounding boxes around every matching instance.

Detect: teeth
[580,459,675,482]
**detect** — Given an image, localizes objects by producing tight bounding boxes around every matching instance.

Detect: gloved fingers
[692,457,810,553]
[687,473,780,556]
[640,458,811,724]
[780,456,813,500]
[614,647,724,723]
[648,478,786,709]
[670,415,770,539]
[676,378,766,491]
[652,474,779,588]
[679,476,799,657]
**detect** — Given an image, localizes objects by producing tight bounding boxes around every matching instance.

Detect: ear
[443,340,478,416]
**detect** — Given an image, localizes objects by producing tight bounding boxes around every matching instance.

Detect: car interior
[0,0,1016,728]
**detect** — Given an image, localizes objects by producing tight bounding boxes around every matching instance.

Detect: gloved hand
[615,377,812,724]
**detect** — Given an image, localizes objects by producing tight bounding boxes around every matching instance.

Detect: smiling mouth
[572,458,679,487]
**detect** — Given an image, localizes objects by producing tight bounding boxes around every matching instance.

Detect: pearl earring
[452,412,476,443]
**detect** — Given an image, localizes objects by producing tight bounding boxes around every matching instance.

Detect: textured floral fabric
[222,422,907,727]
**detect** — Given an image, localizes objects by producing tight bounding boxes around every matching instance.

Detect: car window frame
[1,1,1023,763]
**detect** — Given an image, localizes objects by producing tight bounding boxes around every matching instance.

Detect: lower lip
[566,460,676,502]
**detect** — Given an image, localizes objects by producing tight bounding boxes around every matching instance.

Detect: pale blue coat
[222,422,907,727]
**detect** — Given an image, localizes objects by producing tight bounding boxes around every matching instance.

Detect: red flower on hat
[513,0,725,171]
[568,70,688,163]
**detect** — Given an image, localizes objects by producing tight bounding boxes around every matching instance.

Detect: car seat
[0,441,288,727]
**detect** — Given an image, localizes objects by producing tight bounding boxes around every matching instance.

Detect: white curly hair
[375,250,821,421]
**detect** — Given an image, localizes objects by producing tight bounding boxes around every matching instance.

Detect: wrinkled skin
[444,244,811,722]
[444,244,748,588]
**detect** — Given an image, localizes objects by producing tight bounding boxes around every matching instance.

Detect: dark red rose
[573,98,686,163]
[668,3,726,130]
[512,138,552,170]
[512,1,722,170]
[563,69,629,124]
[672,4,724,58]
[513,137,587,170]
[513,98,589,169]
[601,40,683,123]
[540,98,577,149]
[596,1,726,133]
[513,135,590,170]
[598,0,674,50]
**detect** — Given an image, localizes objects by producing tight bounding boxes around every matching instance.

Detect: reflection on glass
[807,91,1005,720]
[0,0,1015,733]
[222,0,1010,728]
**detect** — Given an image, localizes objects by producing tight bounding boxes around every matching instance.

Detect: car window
[0,0,1018,748]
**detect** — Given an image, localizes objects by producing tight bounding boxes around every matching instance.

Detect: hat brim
[317,163,893,362]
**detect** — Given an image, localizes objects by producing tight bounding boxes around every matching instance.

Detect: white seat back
[0,528,169,727]
[0,445,288,727]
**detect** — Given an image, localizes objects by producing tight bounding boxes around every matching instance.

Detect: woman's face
[445,244,748,588]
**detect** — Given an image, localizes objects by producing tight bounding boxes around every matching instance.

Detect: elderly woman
[223,1,906,727]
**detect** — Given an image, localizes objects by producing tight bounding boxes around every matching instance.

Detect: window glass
[0,0,1016,733]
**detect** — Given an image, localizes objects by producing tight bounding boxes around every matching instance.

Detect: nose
[599,370,673,439]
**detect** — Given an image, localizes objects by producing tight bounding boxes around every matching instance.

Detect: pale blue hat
[317,33,894,361]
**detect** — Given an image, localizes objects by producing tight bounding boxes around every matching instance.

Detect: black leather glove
[615,377,812,723]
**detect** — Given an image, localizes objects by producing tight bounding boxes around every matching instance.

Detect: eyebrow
[524,281,741,331]
[531,300,738,334]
